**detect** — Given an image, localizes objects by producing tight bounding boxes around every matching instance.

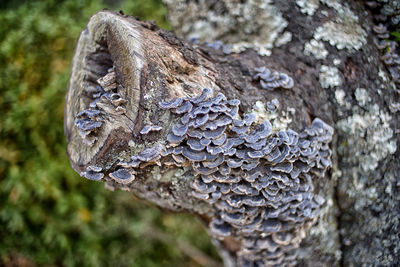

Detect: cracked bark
[65,0,400,266]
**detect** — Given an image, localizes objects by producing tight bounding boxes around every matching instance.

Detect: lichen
[313,0,366,51]
[304,39,328,60]
[162,0,288,56]
[336,83,399,265]
[378,68,389,82]
[319,65,342,88]
[337,104,397,173]
[354,88,370,107]
[333,59,341,66]
[334,89,346,106]
[296,0,320,16]
[251,100,294,132]
[275,31,293,47]
[253,67,294,90]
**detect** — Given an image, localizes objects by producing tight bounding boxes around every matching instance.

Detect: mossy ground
[0,0,218,266]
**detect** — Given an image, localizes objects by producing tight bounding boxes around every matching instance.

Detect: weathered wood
[65,0,400,265]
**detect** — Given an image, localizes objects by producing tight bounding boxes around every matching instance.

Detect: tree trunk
[65,0,400,266]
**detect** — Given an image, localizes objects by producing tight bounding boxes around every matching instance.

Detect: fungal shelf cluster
[75,85,333,266]
[253,67,294,91]
[74,67,128,147]
[372,24,400,112]
[158,88,332,266]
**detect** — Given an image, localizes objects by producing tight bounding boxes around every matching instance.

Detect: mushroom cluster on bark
[65,1,400,265]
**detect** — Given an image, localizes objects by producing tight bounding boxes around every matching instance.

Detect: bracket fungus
[140,124,163,135]
[253,67,294,90]
[373,24,400,89]
[157,88,333,266]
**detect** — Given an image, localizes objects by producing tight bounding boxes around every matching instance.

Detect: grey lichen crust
[319,65,342,89]
[296,0,320,16]
[159,88,334,266]
[337,95,396,174]
[336,88,399,265]
[304,40,328,60]
[162,0,288,56]
[313,0,367,51]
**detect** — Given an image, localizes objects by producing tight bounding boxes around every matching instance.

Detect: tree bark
[65,0,400,266]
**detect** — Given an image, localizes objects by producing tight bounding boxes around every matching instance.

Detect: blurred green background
[0,0,219,266]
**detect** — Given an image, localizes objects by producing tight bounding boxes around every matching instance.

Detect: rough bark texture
[65,0,400,266]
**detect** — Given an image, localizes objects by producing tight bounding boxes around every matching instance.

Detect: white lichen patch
[333,59,341,66]
[320,0,344,12]
[296,0,320,16]
[163,0,288,56]
[252,100,294,131]
[337,104,397,173]
[354,88,370,107]
[335,89,346,106]
[275,31,292,47]
[314,1,366,51]
[319,65,342,88]
[304,39,328,59]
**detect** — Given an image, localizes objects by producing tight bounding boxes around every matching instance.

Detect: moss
[0,1,220,266]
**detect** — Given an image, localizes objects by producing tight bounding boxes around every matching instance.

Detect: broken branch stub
[65,11,333,266]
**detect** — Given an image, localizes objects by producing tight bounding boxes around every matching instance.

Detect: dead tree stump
[65,2,400,265]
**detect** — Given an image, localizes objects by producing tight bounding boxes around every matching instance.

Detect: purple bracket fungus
[205,40,232,55]
[266,98,280,112]
[140,124,163,135]
[109,169,135,184]
[372,23,400,89]
[159,98,183,109]
[74,109,103,146]
[82,166,104,181]
[155,87,334,266]
[253,67,294,90]
[72,68,131,147]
